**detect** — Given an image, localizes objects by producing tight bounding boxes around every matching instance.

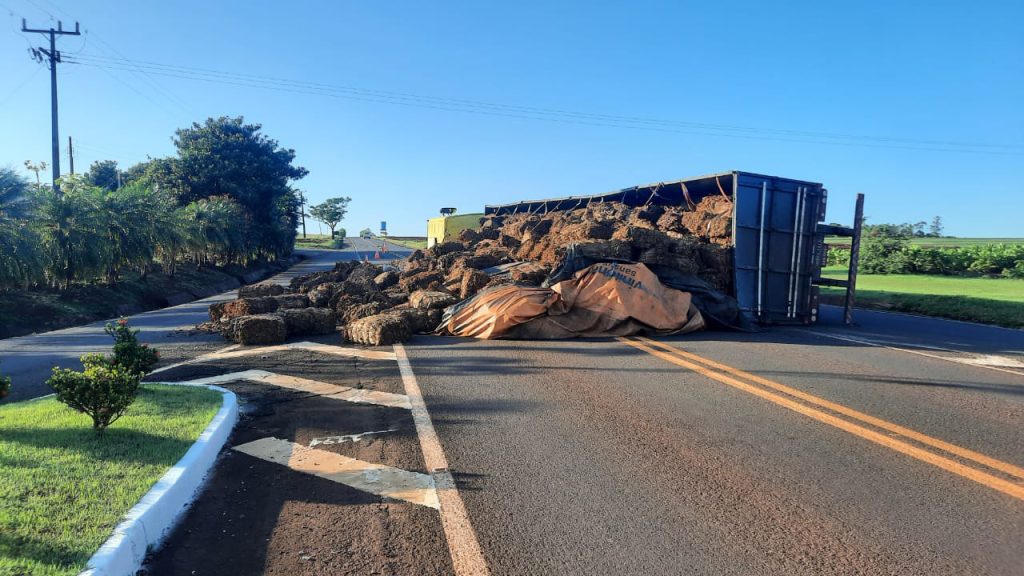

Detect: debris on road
[202,195,741,344]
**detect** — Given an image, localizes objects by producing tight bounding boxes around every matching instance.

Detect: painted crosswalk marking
[155,369,411,409]
[233,437,439,509]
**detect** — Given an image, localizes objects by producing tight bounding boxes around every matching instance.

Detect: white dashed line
[395,343,491,576]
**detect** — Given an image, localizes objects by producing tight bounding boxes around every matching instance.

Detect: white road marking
[309,429,399,447]
[155,369,411,409]
[151,341,396,375]
[233,437,439,509]
[804,330,1024,378]
[394,343,490,576]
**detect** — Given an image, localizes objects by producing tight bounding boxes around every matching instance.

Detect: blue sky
[1,0,1021,236]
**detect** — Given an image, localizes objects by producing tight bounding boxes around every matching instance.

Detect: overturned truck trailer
[485,171,864,325]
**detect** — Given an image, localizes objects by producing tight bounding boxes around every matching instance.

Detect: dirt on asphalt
[141,339,454,576]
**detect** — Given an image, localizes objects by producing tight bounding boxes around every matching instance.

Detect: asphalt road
[404,311,1024,575]
[0,241,409,402]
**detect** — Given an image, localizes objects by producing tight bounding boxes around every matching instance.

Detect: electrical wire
[62,54,1023,155]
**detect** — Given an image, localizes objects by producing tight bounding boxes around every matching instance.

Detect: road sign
[380,221,387,236]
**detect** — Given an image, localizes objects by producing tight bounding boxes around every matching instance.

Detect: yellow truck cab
[427,208,484,248]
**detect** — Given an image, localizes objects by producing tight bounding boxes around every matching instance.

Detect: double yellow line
[619,336,1024,502]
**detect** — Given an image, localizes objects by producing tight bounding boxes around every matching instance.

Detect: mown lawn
[386,237,428,250]
[821,266,1024,328]
[826,236,1024,248]
[0,385,222,576]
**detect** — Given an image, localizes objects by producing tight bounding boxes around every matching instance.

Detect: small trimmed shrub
[0,374,10,399]
[47,354,140,431]
[105,317,159,376]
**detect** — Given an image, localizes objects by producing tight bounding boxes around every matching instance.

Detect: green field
[295,234,344,249]
[826,237,1024,248]
[0,385,222,576]
[820,266,1024,328]
[386,237,428,250]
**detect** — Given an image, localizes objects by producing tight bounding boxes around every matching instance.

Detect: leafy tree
[309,197,351,238]
[23,160,48,189]
[84,160,122,191]
[928,216,944,237]
[172,116,307,226]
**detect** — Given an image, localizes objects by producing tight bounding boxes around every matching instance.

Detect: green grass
[386,237,428,250]
[826,236,1024,248]
[820,266,1024,328]
[294,234,344,249]
[0,385,222,576]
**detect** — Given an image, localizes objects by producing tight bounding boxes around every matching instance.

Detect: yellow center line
[618,337,1024,502]
[634,336,1024,482]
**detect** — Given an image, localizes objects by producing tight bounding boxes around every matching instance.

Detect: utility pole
[67,136,74,174]
[298,191,307,238]
[22,18,80,192]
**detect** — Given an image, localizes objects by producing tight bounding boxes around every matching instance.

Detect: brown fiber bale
[460,269,490,299]
[232,314,288,345]
[338,301,387,325]
[209,297,278,322]
[509,262,550,286]
[307,282,339,308]
[277,308,337,336]
[373,270,399,289]
[273,294,311,309]
[238,282,284,298]
[409,290,458,310]
[342,313,411,345]
[399,270,444,292]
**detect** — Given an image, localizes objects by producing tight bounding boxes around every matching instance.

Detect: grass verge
[295,234,344,249]
[820,266,1024,328]
[0,385,222,576]
[386,237,428,250]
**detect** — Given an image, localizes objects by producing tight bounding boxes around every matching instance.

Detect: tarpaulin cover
[546,243,755,332]
[441,262,704,339]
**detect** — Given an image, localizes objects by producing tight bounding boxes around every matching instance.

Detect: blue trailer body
[484,171,862,325]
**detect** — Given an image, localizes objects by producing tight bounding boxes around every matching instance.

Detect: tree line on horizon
[0,116,306,291]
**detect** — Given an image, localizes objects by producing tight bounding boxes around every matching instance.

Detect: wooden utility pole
[22,18,81,191]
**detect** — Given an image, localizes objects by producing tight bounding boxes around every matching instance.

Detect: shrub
[826,247,850,267]
[105,317,159,376]
[0,374,10,399]
[47,354,140,431]
[859,236,910,274]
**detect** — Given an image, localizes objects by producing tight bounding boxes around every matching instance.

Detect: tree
[929,216,944,237]
[0,167,41,288]
[309,197,351,238]
[23,160,48,189]
[84,160,122,191]
[35,176,106,289]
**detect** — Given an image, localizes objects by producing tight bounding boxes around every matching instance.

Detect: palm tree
[0,168,41,288]
[35,177,105,289]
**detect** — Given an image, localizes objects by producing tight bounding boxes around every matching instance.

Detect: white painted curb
[79,383,239,576]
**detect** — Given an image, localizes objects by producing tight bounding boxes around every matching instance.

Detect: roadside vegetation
[823,218,1024,327]
[1,116,306,337]
[0,384,221,575]
[386,237,428,250]
[295,232,346,250]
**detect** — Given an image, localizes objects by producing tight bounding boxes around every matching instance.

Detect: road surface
[3,246,1021,574]
[0,241,408,402]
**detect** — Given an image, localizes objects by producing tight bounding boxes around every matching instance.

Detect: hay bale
[409,290,458,310]
[238,282,284,298]
[232,314,287,345]
[277,308,336,336]
[307,282,338,308]
[342,313,411,345]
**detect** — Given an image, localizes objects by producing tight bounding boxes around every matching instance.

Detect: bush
[859,236,910,274]
[827,247,850,267]
[105,318,159,376]
[47,354,140,431]
[0,374,10,399]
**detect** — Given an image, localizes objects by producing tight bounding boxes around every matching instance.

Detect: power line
[62,52,1024,155]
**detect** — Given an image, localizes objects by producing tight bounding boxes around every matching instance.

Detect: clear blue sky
[2,0,1021,236]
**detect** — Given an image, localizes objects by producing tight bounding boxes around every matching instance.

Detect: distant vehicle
[428,210,484,247]
[360,228,374,238]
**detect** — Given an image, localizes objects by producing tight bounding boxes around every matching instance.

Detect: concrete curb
[79,383,239,576]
